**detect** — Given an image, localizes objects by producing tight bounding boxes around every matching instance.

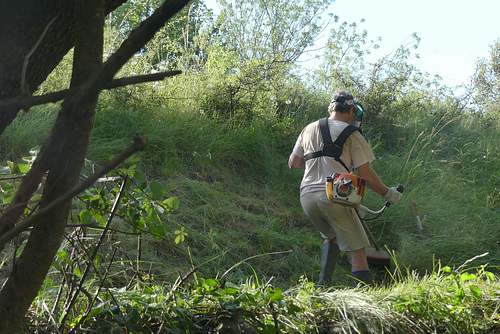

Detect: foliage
[471,38,500,116]
[25,257,500,333]
[388,256,500,333]
[191,0,334,120]
[107,0,212,71]
[315,19,381,93]
[0,151,180,330]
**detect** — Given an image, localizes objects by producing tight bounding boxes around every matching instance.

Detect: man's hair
[328,90,355,114]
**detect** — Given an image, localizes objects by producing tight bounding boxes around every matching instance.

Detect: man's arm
[355,162,388,196]
[288,153,305,169]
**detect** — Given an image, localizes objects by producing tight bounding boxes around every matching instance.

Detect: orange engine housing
[326,172,366,208]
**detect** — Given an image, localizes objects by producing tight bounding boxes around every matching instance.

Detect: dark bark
[0,0,126,136]
[0,0,106,331]
[0,1,190,332]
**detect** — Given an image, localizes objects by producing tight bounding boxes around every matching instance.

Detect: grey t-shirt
[292,118,375,196]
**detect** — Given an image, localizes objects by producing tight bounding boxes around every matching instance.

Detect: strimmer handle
[385,184,404,207]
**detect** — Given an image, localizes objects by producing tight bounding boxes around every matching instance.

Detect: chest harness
[303,117,361,172]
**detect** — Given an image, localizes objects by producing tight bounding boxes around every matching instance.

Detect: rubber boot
[316,241,340,286]
[351,270,373,287]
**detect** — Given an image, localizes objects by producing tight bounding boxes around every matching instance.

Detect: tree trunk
[0,1,191,332]
[0,0,126,136]
[0,0,105,331]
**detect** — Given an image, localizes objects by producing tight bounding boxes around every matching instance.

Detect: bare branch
[0,71,182,111]
[0,137,148,250]
[59,177,128,326]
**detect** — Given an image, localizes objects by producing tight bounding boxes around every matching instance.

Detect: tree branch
[0,165,46,237]
[59,176,128,327]
[0,71,182,111]
[0,137,147,251]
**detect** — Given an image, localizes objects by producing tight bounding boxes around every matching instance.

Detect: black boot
[351,270,373,287]
[316,241,340,286]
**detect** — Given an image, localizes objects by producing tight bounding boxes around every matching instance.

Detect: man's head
[327,90,365,127]
[328,91,356,114]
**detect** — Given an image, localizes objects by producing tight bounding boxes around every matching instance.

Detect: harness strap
[303,118,361,172]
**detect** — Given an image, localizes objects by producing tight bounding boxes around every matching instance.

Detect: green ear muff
[355,101,364,116]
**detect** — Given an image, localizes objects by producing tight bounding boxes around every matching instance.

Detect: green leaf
[51,261,62,271]
[79,210,92,225]
[287,303,302,316]
[125,155,140,163]
[460,272,476,281]
[206,279,218,287]
[149,225,166,238]
[94,213,106,227]
[150,180,166,199]
[455,288,465,301]
[441,266,452,273]
[133,169,146,182]
[485,271,495,281]
[3,195,13,204]
[269,288,283,302]
[17,163,30,173]
[89,307,104,317]
[57,250,68,260]
[74,266,83,278]
[469,285,482,299]
[164,197,179,210]
[94,253,103,264]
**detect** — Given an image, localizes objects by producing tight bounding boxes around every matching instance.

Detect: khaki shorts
[300,191,370,252]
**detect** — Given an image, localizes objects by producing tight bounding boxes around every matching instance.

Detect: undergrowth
[27,256,500,333]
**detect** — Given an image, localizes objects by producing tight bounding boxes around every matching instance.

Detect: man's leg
[347,248,372,287]
[317,238,340,286]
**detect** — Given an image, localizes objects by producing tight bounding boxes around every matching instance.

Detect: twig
[137,232,142,283]
[41,301,62,334]
[21,17,57,95]
[79,247,119,331]
[59,177,128,327]
[269,302,280,334]
[65,224,139,236]
[0,137,147,250]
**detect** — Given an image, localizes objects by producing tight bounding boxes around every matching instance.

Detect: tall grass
[2,80,499,283]
[0,103,59,158]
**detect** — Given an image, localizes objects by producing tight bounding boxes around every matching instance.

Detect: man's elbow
[288,154,304,169]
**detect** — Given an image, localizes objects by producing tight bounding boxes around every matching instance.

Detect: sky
[205,0,499,88]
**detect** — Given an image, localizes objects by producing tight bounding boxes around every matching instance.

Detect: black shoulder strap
[303,118,361,172]
[319,117,332,145]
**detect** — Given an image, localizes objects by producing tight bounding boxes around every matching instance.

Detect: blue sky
[205,0,499,87]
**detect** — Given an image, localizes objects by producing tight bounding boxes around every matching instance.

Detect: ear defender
[355,101,364,116]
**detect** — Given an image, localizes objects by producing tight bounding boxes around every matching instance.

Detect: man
[288,90,402,287]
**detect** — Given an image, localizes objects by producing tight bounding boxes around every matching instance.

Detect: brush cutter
[356,184,404,267]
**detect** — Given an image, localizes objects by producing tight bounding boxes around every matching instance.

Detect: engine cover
[326,172,366,208]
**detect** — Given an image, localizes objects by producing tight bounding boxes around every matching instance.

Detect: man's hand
[383,187,402,204]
